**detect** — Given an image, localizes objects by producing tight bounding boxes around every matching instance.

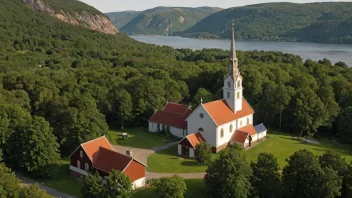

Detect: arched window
[230,124,233,133]
[247,118,250,125]
[237,92,240,99]
[237,80,241,88]
[240,120,243,127]
[220,129,224,138]
[228,81,231,88]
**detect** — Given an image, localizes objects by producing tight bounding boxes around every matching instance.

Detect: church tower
[223,21,243,113]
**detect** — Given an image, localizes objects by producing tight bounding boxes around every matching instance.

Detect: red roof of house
[163,103,191,115]
[81,136,114,161]
[231,130,249,143]
[149,102,192,129]
[238,124,257,136]
[93,147,133,173]
[203,98,254,126]
[186,132,206,148]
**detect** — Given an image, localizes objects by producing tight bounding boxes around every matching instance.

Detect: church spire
[228,20,240,80]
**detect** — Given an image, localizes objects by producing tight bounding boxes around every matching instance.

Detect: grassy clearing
[108,127,177,149]
[37,158,82,197]
[133,179,205,198]
[147,131,352,173]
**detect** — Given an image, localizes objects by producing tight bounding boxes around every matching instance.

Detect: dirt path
[16,173,77,198]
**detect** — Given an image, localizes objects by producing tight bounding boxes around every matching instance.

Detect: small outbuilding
[254,123,267,140]
[178,132,205,158]
[148,102,192,138]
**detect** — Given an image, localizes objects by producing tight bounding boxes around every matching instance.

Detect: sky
[79,0,346,13]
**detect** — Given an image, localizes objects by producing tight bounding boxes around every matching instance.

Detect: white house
[184,23,267,152]
[148,102,192,138]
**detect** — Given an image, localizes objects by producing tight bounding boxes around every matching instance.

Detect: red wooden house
[69,136,147,188]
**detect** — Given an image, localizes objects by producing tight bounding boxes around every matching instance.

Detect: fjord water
[131,36,352,66]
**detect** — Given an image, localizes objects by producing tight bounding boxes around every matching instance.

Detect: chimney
[126,149,133,157]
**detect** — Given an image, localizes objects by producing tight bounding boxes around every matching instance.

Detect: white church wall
[187,105,217,147]
[216,120,237,147]
[170,127,185,138]
[237,114,254,129]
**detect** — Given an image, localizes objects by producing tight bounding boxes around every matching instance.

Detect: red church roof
[149,102,192,129]
[202,98,254,126]
[238,124,257,136]
[231,130,249,143]
[186,132,206,148]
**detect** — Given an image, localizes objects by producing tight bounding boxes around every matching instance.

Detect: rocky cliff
[23,0,118,35]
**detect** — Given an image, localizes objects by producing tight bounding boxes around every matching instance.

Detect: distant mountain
[119,6,223,35]
[178,2,352,44]
[24,0,118,35]
[105,11,141,29]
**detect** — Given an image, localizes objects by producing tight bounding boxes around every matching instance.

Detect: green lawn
[37,158,82,197]
[108,127,177,149]
[133,179,205,198]
[147,145,217,173]
[147,131,352,173]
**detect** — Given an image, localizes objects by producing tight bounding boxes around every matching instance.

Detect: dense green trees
[81,172,104,198]
[194,142,212,165]
[250,153,281,198]
[205,147,252,198]
[282,149,342,198]
[81,171,133,198]
[0,163,20,198]
[179,2,352,44]
[153,175,187,198]
[6,116,60,178]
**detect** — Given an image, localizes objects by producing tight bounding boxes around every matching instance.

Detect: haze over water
[131,36,352,66]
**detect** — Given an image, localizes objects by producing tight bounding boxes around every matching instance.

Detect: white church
[149,24,267,156]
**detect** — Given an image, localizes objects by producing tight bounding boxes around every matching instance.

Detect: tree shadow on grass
[180,161,203,167]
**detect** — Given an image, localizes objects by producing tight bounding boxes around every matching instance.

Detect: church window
[199,113,204,119]
[240,121,243,127]
[247,118,250,125]
[237,92,240,99]
[237,80,241,88]
[85,163,89,171]
[230,124,233,133]
[80,151,83,158]
[77,160,80,169]
[228,81,231,88]
[220,129,224,138]
[227,92,230,99]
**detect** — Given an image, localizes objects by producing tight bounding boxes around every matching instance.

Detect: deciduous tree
[81,172,104,198]
[154,175,187,198]
[0,163,20,198]
[104,170,133,198]
[250,153,281,198]
[205,147,252,198]
[194,142,212,165]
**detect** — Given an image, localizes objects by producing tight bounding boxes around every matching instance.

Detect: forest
[0,0,351,181]
[178,2,352,44]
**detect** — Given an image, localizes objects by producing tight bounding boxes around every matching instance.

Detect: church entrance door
[181,146,189,156]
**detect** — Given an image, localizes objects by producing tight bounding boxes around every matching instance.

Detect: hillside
[24,0,118,34]
[106,11,141,29]
[120,7,223,35]
[179,2,352,44]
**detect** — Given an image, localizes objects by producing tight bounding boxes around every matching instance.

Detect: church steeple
[223,20,243,113]
[229,20,240,81]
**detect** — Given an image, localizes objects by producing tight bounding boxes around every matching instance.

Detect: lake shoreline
[130,36,352,66]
